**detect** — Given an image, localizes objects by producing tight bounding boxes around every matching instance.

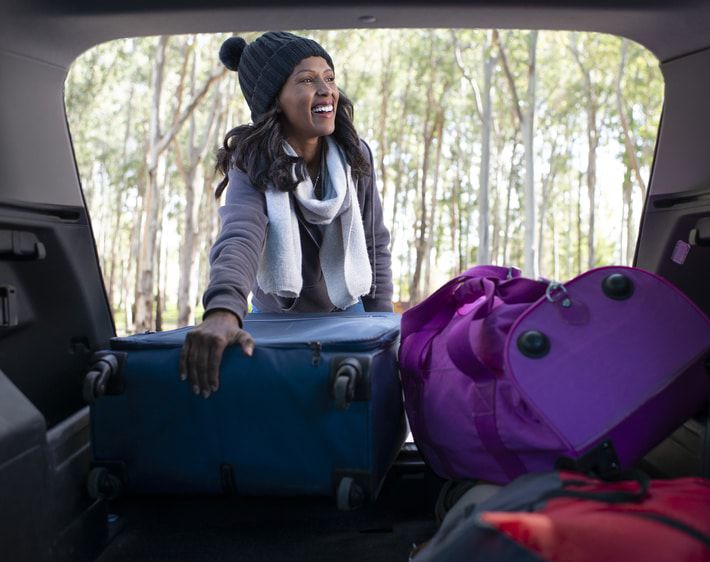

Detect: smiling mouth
[312,104,334,114]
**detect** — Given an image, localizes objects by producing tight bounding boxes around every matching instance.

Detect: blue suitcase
[86,312,407,509]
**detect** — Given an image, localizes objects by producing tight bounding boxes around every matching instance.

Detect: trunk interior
[2,2,710,561]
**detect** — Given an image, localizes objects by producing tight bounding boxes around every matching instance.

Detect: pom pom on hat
[219,36,247,71]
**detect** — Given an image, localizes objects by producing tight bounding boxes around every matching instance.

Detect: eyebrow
[294,69,334,75]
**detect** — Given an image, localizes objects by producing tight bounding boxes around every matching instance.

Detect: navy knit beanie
[219,32,334,121]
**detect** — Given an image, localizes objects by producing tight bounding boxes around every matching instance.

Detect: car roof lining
[1,0,709,69]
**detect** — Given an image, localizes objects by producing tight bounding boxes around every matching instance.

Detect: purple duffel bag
[399,265,710,484]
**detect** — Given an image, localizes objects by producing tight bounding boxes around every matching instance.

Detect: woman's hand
[180,310,255,398]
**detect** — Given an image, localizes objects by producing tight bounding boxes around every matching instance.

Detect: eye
[301,77,314,84]
[325,75,336,83]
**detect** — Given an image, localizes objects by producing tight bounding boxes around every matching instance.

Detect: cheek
[286,95,310,119]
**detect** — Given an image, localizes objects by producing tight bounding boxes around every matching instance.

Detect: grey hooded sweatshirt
[202,140,394,325]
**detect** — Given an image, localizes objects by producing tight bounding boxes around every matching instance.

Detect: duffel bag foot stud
[517,330,550,359]
[87,467,123,500]
[602,273,634,300]
[336,476,364,511]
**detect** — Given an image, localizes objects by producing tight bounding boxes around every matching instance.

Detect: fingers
[195,339,211,398]
[235,329,256,357]
[179,337,190,382]
[206,338,227,394]
[180,321,254,399]
[184,332,202,396]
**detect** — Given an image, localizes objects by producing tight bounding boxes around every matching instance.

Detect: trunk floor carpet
[95,471,441,562]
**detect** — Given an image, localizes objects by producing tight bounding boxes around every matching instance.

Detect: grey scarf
[256,137,372,309]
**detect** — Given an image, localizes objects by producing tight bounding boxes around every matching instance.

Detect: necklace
[313,172,323,199]
[310,141,325,199]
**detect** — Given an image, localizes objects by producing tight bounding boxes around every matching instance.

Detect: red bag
[484,473,710,562]
[413,471,710,562]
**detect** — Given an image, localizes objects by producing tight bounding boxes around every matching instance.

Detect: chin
[318,125,336,137]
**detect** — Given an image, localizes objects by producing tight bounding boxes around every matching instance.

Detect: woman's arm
[359,140,394,312]
[181,169,267,397]
[202,169,268,323]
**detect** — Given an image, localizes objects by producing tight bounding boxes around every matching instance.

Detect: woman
[180,32,394,398]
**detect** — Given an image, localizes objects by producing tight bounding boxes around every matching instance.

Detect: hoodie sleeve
[201,169,268,325]
[359,140,394,312]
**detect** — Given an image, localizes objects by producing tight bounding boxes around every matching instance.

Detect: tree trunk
[623,172,634,265]
[490,142,502,264]
[478,32,495,265]
[388,62,414,252]
[133,35,227,332]
[177,57,222,326]
[453,31,492,267]
[107,86,134,311]
[552,213,559,279]
[502,140,519,266]
[154,211,164,333]
[586,110,598,270]
[424,111,445,294]
[377,44,392,204]
[523,31,538,277]
[496,30,537,275]
[616,39,647,201]
[566,188,574,277]
[576,172,584,274]
[134,36,168,332]
[410,98,433,304]
[569,34,599,271]
[177,160,199,325]
[537,137,559,275]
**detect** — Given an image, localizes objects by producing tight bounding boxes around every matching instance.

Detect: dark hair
[215,90,370,198]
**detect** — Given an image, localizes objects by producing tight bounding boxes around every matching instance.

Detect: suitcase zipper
[110,320,399,351]
[309,341,322,366]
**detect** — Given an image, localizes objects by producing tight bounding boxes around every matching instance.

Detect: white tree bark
[523,31,538,277]
[133,35,227,332]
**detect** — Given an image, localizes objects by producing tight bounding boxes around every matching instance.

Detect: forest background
[65,29,662,335]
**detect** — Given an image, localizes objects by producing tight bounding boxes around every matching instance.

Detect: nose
[316,78,334,95]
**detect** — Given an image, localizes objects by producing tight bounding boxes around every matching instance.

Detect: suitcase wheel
[82,370,102,404]
[82,353,120,403]
[87,467,123,500]
[333,373,355,410]
[332,358,361,410]
[336,476,364,511]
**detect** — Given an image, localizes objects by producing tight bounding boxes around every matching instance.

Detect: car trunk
[93,451,441,562]
[2,3,710,561]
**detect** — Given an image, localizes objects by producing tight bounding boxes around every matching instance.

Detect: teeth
[312,104,333,113]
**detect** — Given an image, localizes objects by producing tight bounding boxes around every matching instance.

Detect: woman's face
[278,56,339,144]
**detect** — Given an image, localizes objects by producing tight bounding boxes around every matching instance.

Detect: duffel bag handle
[401,265,518,337]
[446,276,548,382]
[400,266,519,374]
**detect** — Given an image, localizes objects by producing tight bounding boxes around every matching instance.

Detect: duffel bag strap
[444,279,535,481]
[443,276,549,481]
[545,469,651,504]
